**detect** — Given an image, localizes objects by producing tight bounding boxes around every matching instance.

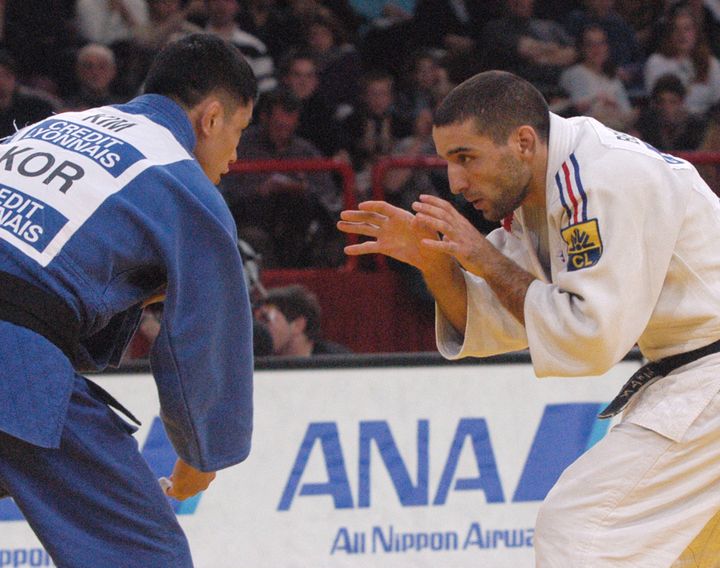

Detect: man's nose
[447,162,469,195]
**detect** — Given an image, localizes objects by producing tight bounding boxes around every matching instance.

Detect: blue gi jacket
[0,95,254,472]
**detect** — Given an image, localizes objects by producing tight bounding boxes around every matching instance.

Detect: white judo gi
[437,113,720,566]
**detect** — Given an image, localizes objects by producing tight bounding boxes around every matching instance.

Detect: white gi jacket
[437,113,720,442]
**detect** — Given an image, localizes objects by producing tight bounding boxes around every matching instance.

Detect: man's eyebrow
[446,146,473,156]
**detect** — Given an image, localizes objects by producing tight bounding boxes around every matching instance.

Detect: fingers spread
[340,209,385,222]
[343,241,380,256]
[337,220,380,237]
[414,212,451,235]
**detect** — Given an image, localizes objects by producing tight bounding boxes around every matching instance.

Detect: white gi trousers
[534,388,720,567]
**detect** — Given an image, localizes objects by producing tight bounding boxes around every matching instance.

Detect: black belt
[0,271,79,361]
[599,338,720,419]
[0,271,141,426]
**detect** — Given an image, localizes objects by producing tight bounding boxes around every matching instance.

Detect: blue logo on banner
[19,119,145,177]
[278,403,610,510]
[0,185,67,252]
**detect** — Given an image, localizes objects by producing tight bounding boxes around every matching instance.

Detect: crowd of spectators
[6,0,720,357]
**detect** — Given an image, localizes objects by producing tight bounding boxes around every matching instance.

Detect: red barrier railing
[227,157,358,271]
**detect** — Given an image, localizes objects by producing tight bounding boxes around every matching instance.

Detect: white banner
[0,358,636,567]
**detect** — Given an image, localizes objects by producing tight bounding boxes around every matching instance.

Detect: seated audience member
[644,4,720,116]
[204,0,277,93]
[236,0,305,61]
[135,0,203,53]
[559,24,635,130]
[3,0,80,97]
[279,48,344,157]
[75,0,149,46]
[562,0,643,88]
[0,51,58,138]
[632,73,707,151]
[65,43,124,110]
[484,0,577,97]
[383,108,438,209]
[411,0,502,59]
[338,69,412,196]
[254,285,352,356]
[220,88,344,268]
[303,10,363,118]
[395,49,446,126]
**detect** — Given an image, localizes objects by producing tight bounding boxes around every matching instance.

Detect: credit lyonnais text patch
[561,219,603,271]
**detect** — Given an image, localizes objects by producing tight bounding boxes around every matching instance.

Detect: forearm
[473,247,536,325]
[421,257,468,335]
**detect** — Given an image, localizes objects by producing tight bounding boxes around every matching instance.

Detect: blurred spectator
[395,49,449,126]
[411,0,501,55]
[338,69,412,196]
[75,0,149,45]
[0,51,58,138]
[135,0,203,52]
[304,10,363,118]
[614,0,663,53]
[204,0,277,93]
[649,0,720,59]
[562,0,644,88]
[483,0,577,97]
[288,0,364,42]
[559,24,636,130]
[254,285,352,356]
[644,4,720,116]
[279,48,345,157]
[236,0,305,61]
[221,88,344,268]
[383,108,438,209]
[3,0,79,96]
[64,43,124,110]
[410,0,502,83]
[632,73,707,150]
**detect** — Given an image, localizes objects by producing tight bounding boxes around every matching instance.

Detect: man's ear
[516,125,537,158]
[290,315,307,335]
[194,97,224,138]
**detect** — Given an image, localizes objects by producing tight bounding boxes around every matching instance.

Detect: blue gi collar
[113,94,196,154]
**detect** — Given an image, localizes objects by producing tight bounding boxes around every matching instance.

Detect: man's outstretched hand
[337,200,446,272]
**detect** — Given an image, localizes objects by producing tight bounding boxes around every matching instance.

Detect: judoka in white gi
[0,35,256,567]
[338,70,720,566]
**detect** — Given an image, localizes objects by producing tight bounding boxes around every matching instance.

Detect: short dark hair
[262,285,322,341]
[651,73,686,99]
[434,70,550,144]
[278,47,318,78]
[144,33,257,109]
[257,87,302,115]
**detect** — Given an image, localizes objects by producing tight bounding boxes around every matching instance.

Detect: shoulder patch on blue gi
[561,218,603,271]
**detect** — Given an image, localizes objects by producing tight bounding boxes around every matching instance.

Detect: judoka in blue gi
[0,34,256,567]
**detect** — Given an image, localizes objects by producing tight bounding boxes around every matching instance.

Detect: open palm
[337,201,444,270]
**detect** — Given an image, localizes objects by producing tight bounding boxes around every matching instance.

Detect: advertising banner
[0,358,636,567]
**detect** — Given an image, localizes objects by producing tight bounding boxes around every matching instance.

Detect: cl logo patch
[561,219,603,271]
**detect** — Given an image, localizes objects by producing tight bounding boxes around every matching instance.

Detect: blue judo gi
[0,95,254,567]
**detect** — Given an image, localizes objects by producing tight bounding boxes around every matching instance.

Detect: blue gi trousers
[0,375,194,568]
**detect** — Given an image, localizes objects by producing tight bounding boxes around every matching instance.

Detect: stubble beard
[483,155,531,222]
